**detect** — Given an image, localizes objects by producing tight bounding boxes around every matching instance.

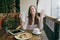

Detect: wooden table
[0,30,42,40]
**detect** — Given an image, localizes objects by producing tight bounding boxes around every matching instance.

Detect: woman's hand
[40,9,45,17]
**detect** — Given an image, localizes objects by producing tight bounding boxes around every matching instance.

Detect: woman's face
[30,6,36,15]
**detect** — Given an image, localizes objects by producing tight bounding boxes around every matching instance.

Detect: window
[38,0,60,18]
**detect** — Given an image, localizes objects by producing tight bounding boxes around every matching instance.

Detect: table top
[0,30,42,40]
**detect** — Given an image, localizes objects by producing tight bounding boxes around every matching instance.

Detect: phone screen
[12,30,22,34]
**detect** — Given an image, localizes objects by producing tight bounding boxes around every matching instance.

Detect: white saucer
[32,32,42,35]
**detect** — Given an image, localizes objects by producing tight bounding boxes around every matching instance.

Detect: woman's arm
[37,9,46,30]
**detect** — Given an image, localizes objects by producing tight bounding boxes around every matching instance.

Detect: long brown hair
[28,5,38,25]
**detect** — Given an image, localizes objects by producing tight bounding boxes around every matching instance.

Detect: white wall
[51,0,58,18]
[20,0,37,19]
[57,0,60,18]
[38,0,51,16]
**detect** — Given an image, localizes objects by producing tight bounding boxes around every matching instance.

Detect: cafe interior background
[0,0,60,40]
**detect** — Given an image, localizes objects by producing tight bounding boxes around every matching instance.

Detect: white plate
[15,32,32,40]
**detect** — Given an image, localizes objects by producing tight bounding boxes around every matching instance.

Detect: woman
[17,5,45,31]
[27,5,45,30]
[27,5,39,30]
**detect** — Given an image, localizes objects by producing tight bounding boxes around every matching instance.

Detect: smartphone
[12,30,22,34]
[8,30,24,35]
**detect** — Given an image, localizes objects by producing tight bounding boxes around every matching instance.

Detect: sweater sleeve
[38,15,45,30]
[21,16,28,30]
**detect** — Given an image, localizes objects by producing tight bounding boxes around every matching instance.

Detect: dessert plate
[15,32,32,40]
